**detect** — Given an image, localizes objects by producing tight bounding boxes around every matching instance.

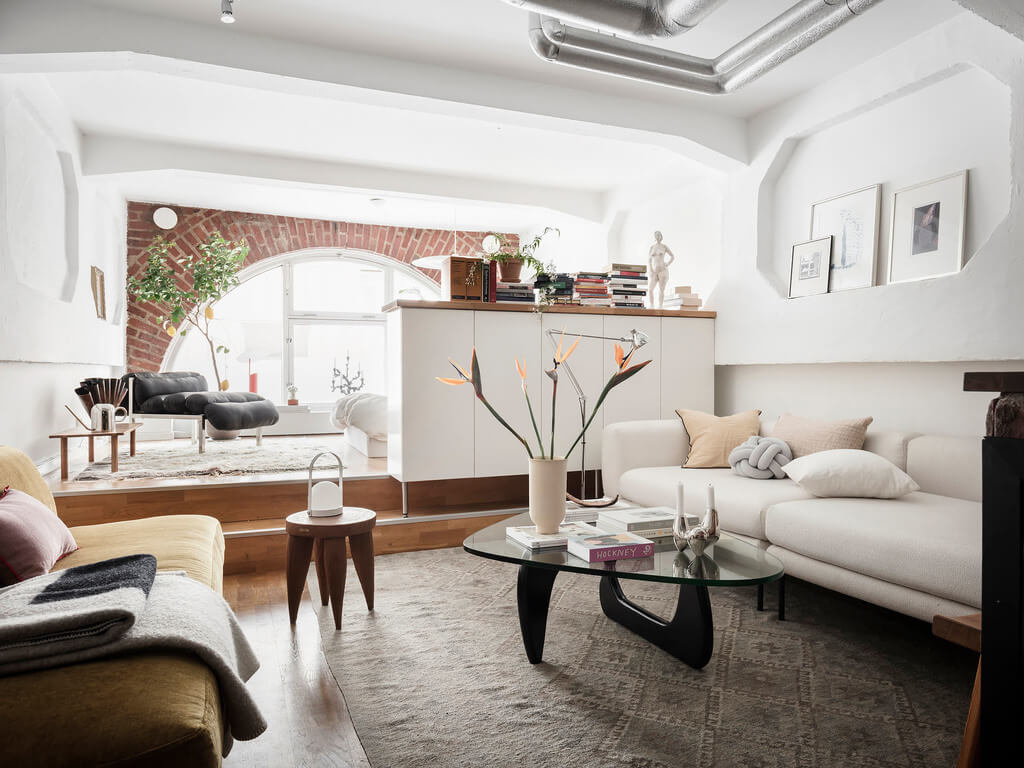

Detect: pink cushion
[0,487,78,586]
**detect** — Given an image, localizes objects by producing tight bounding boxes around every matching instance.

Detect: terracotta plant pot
[528,457,568,534]
[498,258,523,283]
[287,399,299,406]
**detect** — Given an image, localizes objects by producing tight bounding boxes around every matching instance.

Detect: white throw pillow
[782,449,920,499]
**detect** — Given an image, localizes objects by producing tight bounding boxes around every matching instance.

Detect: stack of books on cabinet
[606,263,648,308]
[540,273,578,306]
[664,286,703,310]
[573,271,612,306]
[495,279,536,303]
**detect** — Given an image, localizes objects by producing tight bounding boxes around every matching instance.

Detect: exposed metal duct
[505,0,728,38]
[519,0,885,94]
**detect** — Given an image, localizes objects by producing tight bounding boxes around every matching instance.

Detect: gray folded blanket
[0,554,267,755]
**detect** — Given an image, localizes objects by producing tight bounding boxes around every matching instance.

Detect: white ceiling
[79,0,963,118]
[45,70,708,192]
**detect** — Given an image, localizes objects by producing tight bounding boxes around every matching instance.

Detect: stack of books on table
[663,286,703,310]
[606,263,648,308]
[563,498,635,524]
[506,516,656,564]
[495,280,536,303]
[596,506,682,540]
[573,271,611,307]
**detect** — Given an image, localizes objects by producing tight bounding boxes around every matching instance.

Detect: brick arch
[126,202,516,371]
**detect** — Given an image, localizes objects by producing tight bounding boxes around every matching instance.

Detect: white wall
[707,12,1024,437]
[713,13,1024,366]
[609,177,725,301]
[716,360,1009,438]
[0,75,126,465]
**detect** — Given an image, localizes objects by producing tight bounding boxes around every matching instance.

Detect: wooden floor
[223,570,371,768]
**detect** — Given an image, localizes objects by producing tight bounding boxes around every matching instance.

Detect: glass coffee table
[464,512,784,669]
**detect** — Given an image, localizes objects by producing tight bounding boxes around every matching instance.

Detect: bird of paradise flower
[437,329,651,459]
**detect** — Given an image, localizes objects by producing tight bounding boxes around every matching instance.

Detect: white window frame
[163,247,439,406]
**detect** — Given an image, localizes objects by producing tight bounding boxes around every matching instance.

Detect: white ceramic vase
[528,457,568,534]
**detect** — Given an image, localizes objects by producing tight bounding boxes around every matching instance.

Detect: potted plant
[437,332,650,533]
[484,227,558,283]
[128,232,248,390]
[287,384,299,406]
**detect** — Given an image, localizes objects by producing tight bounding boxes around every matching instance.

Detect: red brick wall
[126,202,514,371]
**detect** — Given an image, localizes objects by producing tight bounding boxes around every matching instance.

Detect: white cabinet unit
[387,307,475,482]
[387,303,715,483]
[474,311,544,477]
[540,312,605,472]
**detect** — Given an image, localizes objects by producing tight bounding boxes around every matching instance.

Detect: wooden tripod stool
[285,507,376,631]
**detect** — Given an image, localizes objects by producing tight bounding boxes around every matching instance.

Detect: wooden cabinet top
[382,299,716,319]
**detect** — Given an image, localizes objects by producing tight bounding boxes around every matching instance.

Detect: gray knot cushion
[729,436,793,479]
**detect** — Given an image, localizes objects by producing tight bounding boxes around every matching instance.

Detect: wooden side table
[49,422,142,480]
[285,507,376,631]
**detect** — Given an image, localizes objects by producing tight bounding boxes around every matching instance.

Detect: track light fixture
[220,0,235,24]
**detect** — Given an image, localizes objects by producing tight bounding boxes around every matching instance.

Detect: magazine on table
[506,522,601,550]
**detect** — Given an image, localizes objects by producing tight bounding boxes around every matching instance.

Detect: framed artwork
[789,236,833,298]
[810,184,880,292]
[889,170,968,284]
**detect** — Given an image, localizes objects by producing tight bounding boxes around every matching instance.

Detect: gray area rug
[75,435,347,480]
[313,547,975,768]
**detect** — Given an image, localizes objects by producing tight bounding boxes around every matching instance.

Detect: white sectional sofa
[602,419,982,622]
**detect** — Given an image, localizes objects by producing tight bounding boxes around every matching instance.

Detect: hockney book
[566,526,654,563]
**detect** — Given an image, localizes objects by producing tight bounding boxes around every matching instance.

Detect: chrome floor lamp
[545,327,649,500]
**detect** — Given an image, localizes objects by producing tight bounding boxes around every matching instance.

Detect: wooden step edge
[222,506,526,539]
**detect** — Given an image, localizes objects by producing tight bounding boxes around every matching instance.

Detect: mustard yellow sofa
[0,446,228,768]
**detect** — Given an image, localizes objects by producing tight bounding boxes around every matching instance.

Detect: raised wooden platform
[53,469,594,574]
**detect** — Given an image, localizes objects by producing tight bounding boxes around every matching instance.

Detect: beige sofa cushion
[676,409,761,468]
[618,465,814,540]
[764,492,981,607]
[906,434,982,502]
[769,413,873,458]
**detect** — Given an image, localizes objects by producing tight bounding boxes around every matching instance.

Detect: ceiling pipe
[505,0,728,38]
[524,0,885,94]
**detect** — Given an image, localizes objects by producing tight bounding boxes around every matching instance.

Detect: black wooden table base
[516,564,716,669]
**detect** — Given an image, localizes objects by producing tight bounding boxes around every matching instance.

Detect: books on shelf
[605,262,647,274]
[496,280,536,303]
[505,522,598,550]
[567,525,655,563]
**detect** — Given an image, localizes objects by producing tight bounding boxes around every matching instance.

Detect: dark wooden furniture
[933,612,981,768]
[464,512,783,669]
[285,507,376,630]
[963,372,1024,764]
[49,422,142,480]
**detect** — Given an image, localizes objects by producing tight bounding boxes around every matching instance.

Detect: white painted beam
[0,0,747,169]
[81,134,606,221]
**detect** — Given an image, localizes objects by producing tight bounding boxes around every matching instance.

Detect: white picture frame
[810,184,880,292]
[888,170,968,284]
[789,236,833,298]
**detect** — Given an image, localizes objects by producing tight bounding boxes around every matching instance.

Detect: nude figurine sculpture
[648,231,676,309]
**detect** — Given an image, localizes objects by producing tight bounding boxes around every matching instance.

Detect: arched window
[166,248,440,405]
